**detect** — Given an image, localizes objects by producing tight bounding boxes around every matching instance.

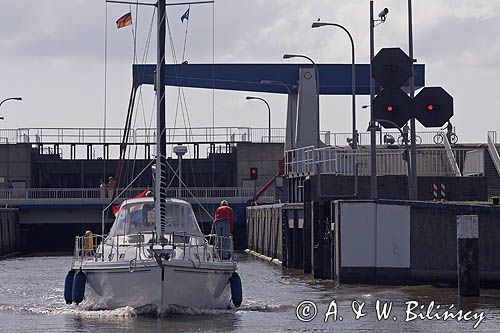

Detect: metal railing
[0,186,275,204]
[284,146,315,174]
[0,127,456,146]
[443,131,461,176]
[0,127,287,145]
[73,231,234,266]
[487,131,500,177]
[285,146,475,177]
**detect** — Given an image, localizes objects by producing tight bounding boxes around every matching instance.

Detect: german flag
[116,12,132,29]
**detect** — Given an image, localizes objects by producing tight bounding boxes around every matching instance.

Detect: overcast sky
[0,0,499,143]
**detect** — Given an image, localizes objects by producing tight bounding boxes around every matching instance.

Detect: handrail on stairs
[487,131,500,177]
[443,132,461,176]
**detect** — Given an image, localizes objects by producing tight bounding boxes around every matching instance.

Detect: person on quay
[446,121,453,143]
[107,176,116,199]
[402,123,409,144]
[213,200,234,260]
[99,179,107,198]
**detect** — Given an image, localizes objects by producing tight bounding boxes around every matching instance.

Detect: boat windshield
[106,199,203,239]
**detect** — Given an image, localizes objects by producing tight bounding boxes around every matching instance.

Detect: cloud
[0,0,498,143]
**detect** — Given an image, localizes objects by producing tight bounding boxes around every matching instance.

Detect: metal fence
[0,186,275,204]
[0,127,455,146]
[0,127,288,145]
[285,146,475,177]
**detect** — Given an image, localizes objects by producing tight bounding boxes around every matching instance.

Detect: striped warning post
[433,184,438,201]
[441,183,446,201]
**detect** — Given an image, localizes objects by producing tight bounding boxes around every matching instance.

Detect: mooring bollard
[457,215,480,297]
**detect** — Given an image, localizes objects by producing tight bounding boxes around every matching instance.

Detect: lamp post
[369,2,389,200]
[261,80,297,153]
[312,20,358,196]
[246,96,271,143]
[283,54,319,147]
[0,97,22,120]
[260,80,292,95]
[311,21,357,149]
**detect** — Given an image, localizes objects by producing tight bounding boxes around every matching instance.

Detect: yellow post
[84,230,94,256]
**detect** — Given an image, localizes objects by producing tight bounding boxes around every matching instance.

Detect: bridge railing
[0,127,289,145]
[0,187,275,204]
[1,127,453,146]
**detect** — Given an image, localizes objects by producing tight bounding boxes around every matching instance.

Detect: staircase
[486,131,500,197]
[443,133,461,176]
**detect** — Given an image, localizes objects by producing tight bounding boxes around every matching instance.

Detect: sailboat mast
[155,0,167,239]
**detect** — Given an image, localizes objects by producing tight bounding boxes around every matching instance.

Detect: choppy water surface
[1,253,500,332]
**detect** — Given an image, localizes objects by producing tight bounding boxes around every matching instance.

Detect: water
[1,253,500,332]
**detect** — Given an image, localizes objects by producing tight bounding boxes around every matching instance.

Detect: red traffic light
[373,88,412,128]
[414,87,453,127]
[251,169,257,174]
[250,167,258,180]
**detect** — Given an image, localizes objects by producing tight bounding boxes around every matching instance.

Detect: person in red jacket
[213,200,234,259]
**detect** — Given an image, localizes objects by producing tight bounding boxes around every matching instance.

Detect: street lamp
[260,80,293,95]
[311,21,357,149]
[282,53,319,147]
[246,96,271,143]
[369,1,389,200]
[312,19,358,196]
[0,97,22,120]
[261,80,298,151]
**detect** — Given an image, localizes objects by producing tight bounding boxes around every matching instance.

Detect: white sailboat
[64,0,241,312]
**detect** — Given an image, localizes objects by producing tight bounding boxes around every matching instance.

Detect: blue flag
[181,8,190,23]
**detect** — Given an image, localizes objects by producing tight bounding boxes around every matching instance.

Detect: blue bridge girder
[132,63,425,95]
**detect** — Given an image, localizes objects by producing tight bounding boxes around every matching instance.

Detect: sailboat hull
[78,259,235,311]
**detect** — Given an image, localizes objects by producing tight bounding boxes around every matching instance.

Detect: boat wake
[0,300,293,318]
[0,304,137,318]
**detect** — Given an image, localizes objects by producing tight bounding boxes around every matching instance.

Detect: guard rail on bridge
[0,187,275,206]
[0,127,449,146]
[0,127,287,145]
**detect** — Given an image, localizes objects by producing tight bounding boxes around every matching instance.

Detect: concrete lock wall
[311,174,488,201]
[246,204,283,261]
[0,208,20,256]
[336,200,500,287]
[236,143,283,189]
[0,144,32,189]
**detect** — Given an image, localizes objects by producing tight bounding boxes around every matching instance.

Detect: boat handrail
[73,231,234,265]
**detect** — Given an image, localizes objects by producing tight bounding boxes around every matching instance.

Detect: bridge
[0,186,273,209]
[1,126,458,159]
[0,186,274,251]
